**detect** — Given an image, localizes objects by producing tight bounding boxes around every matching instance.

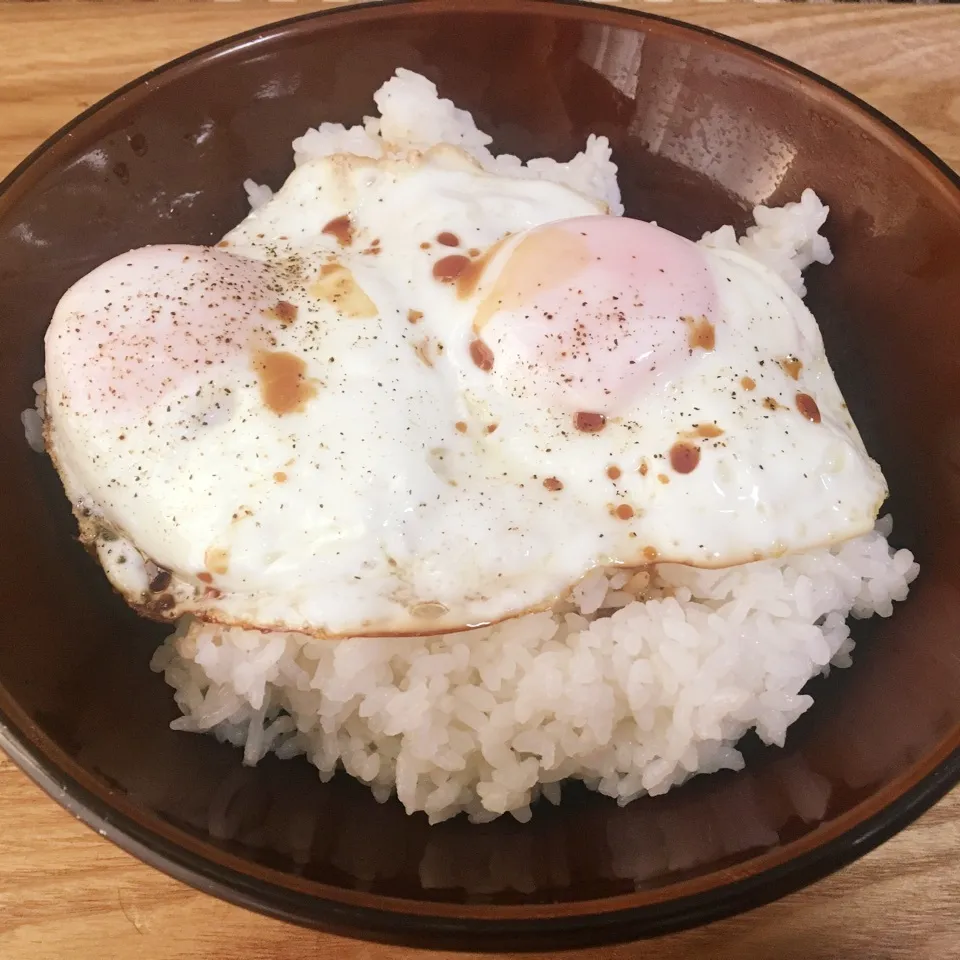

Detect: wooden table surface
[1,2,958,958]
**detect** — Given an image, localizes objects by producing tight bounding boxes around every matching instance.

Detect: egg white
[44,145,886,637]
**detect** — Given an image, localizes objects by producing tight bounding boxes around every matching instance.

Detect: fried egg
[44,145,887,637]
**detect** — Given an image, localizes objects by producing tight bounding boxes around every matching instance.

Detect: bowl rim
[1,0,958,948]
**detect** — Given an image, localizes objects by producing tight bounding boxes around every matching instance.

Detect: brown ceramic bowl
[1,0,958,950]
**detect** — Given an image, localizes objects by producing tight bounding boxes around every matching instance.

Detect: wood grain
[1,2,958,958]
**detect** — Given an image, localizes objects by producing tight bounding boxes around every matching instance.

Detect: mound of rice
[29,69,919,824]
[152,520,917,824]
[244,67,625,217]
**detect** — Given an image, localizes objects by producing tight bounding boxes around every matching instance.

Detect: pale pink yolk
[47,245,277,417]
[473,216,718,414]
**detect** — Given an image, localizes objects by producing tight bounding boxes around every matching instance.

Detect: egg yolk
[54,245,276,418]
[471,216,719,415]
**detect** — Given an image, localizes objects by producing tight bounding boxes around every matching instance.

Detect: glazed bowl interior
[0,0,958,949]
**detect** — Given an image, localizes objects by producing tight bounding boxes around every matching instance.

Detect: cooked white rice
[151,521,917,825]
[700,187,834,298]
[30,69,918,825]
[245,68,624,217]
[21,378,46,453]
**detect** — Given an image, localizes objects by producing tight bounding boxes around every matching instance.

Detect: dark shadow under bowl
[0,0,958,950]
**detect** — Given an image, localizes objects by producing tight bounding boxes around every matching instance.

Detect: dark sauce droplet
[436,232,460,247]
[574,411,606,433]
[153,593,176,614]
[780,356,803,380]
[149,568,171,592]
[469,338,494,372]
[669,441,701,474]
[322,214,354,247]
[796,392,821,423]
[433,254,471,284]
[252,350,317,415]
[685,315,715,351]
[270,300,297,326]
[112,161,130,185]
